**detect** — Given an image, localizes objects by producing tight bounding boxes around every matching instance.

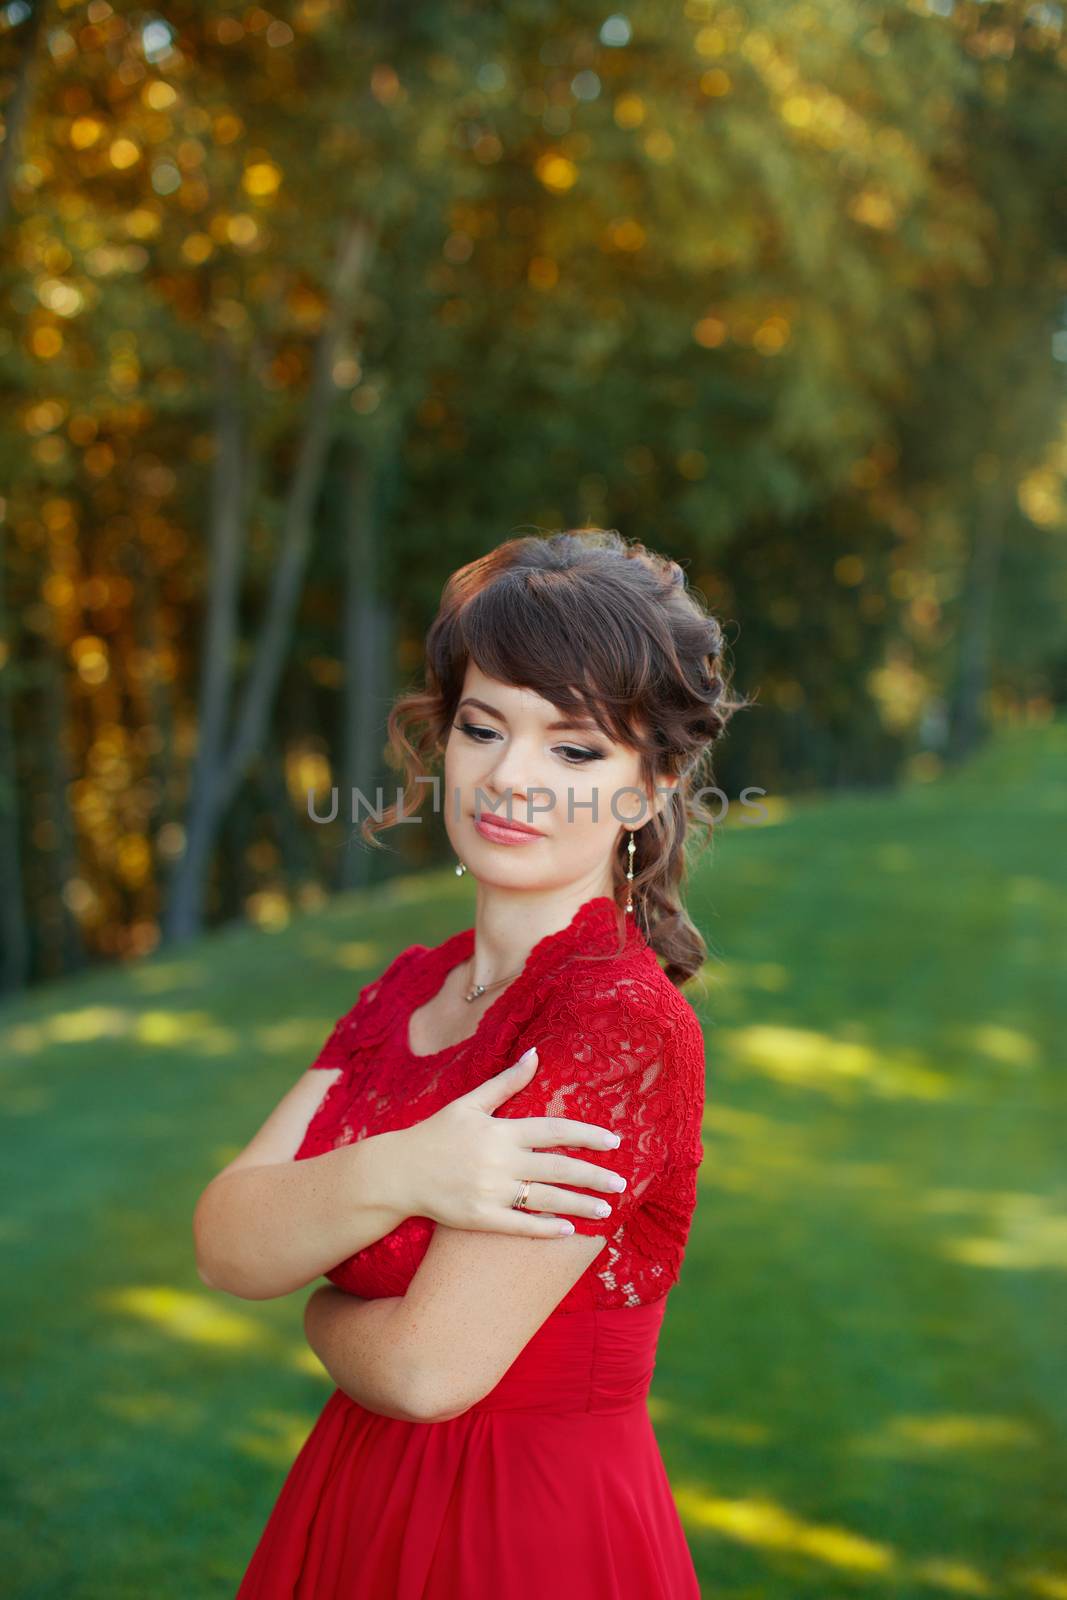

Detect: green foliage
[0,0,1064,976]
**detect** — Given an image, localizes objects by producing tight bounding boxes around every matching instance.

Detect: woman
[205,529,744,1598]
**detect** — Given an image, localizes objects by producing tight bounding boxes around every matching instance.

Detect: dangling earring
[625,830,636,914]
[455,859,467,877]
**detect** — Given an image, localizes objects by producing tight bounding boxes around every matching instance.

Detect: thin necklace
[463,955,525,1004]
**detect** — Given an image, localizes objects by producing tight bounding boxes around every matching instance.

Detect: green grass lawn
[2,720,1065,1598]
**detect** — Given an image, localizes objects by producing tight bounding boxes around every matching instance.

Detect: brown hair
[361,530,749,986]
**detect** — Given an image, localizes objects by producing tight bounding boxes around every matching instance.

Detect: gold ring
[511,1179,531,1211]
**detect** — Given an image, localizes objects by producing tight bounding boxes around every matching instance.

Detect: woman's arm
[302,1289,424,1421]
[193,1068,412,1300]
[194,1049,629,1301]
[303,1233,605,1423]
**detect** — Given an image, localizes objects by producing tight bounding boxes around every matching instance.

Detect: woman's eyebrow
[457,696,601,733]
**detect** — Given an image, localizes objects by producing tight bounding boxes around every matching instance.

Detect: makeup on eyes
[455,720,605,765]
[455,696,605,737]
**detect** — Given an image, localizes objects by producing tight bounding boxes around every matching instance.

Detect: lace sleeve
[307,944,426,1070]
[490,977,692,1238]
[307,1010,360,1072]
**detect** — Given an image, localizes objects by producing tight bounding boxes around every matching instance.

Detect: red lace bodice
[294,894,707,1314]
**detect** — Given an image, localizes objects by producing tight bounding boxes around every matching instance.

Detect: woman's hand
[390,1047,627,1238]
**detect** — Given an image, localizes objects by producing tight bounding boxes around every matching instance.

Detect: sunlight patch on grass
[130,959,208,994]
[821,1159,900,1191]
[705,1103,796,1141]
[383,873,443,904]
[100,1286,268,1347]
[231,1408,317,1468]
[674,1486,895,1571]
[290,1344,331,1379]
[871,842,921,873]
[209,1144,244,1167]
[910,1557,995,1595]
[920,1187,1008,1216]
[1018,1570,1067,1599]
[97,1390,190,1425]
[721,793,795,828]
[957,1023,1039,1070]
[135,1011,238,1053]
[697,1102,821,1189]
[4,1005,135,1052]
[856,1411,1037,1458]
[1007,875,1055,906]
[253,1016,341,1055]
[684,1414,772,1446]
[940,1193,1067,1272]
[715,959,792,993]
[720,1022,954,1101]
[296,934,382,975]
[332,939,383,972]
[696,1105,813,1192]
[918,1183,1067,1270]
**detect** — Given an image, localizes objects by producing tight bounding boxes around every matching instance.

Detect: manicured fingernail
[517,1048,537,1066]
[606,1132,621,1147]
[595,1202,612,1218]
[558,1221,574,1234]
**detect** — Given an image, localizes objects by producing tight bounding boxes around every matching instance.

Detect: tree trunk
[213,217,378,818]
[0,525,29,993]
[163,216,377,945]
[120,535,180,898]
[40,646,85,977]
[0,0,48,236]
[338,437,392,891]
[161,332,251,943]
[946,485,1006,764]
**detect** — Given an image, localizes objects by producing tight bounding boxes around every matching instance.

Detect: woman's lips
[472,813,545,845]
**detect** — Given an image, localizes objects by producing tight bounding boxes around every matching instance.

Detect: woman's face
[442,661,676,898]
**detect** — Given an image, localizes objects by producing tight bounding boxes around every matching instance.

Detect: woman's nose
[484,744,544,806]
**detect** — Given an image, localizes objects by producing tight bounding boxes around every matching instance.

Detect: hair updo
[361,529,749,987]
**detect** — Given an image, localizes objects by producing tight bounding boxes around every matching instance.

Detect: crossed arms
[303,1221,606,1422]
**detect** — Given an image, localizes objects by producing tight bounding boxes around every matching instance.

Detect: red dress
[235,893,707,1599]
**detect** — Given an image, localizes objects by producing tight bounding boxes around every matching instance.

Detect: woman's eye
[556,745,603,765]
[454,722,603,764]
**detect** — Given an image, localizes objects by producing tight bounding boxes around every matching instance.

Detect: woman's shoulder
[359,940,431,1007]
[572,951,707,1162]
[308,941,431,1069]
[509,943,706,1099]
[491,942,707,1170]
[557,942,705,1046]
